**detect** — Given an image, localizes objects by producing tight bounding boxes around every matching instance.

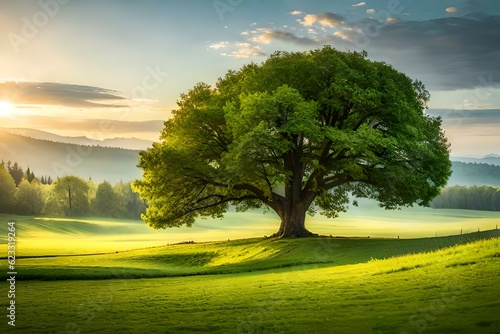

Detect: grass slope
[7,229,499,281]
[1,236,499,333]
[2,209,500,256]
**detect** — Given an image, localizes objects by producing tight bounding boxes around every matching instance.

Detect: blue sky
[0,0,499,156]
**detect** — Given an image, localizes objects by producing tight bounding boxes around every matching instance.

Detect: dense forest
[449,161,500,186]
[0,160,146,218]
[430,185,500,211]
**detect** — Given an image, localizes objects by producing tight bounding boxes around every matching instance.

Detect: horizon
[0,126,499,159]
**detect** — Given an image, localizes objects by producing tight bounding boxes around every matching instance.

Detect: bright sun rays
[0,100,15,117]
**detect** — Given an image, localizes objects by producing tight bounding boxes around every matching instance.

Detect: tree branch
[352,110,378,131]
[172,194,260,221]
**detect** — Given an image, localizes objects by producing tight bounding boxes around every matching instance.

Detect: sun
[0,100,14,117]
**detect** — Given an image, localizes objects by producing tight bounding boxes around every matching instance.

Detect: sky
[0,0,499,156]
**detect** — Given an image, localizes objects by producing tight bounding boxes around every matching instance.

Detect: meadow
[1,201,499,255]
[1,207,500,333]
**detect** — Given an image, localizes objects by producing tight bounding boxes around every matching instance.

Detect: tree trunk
[272,149,317,238]
[274,203,316,238]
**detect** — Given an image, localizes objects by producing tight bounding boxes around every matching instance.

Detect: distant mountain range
[0,130,499,186]
[0,128,154,151]
[0,132,142,183]
[451,155,500,166]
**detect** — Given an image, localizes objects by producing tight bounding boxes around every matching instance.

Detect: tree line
[431,185,500,211]
[449,161,500,186]
[0,160,146,218]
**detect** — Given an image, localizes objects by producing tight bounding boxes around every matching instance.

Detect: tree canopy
[53,175,90,217]
[134,46,452,237]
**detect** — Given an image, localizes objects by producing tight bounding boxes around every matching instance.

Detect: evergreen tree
[25,167,36,183]
[7,161,24,187]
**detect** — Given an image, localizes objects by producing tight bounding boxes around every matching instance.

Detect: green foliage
[25,166,36,183]
[136,46,451,234]
[93,181,120,217]
[6,160,24,186]
[114,181,147,219]
[0,162,16,213]
[53,175,90,216]
[42,190,64,216]
[90,181,147,219]
[0,156,145,218]
[15,179,44,215]
[431,185,500,211]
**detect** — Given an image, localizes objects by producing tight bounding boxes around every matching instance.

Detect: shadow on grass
[8,229,499,281]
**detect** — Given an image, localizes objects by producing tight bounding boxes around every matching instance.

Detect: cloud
[427,109,500,126]
[464,0,491,12]
[207,12,499,93]
[366,15,500,90]
[209,41,230,50]
[252,29,318,46]
[427,109,500,156]
[289,10,302,16]
[446,7,458,13]
[334,27,361,40]
[0,82,126,108]
[220,42,266,58]
[4,114,164,134]
[352,2,366,7]
[298,12,346,28]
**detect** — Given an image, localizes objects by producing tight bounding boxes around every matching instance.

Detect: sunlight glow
[0,100,14,117]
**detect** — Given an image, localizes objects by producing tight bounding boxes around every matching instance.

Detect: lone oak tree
[134,47,451,237]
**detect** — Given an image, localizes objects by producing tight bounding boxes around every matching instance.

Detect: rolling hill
[3,231,500,333]
[0,127,153,150]
[452,154,500,166]
[0,132,142,183]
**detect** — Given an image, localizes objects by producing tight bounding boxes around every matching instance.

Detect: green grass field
[1,210,500,333]
[1,203,499,255]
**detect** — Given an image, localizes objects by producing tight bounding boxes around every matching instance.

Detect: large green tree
[53,175,90,217]
[134,47,452,237]
[93,181,120,217]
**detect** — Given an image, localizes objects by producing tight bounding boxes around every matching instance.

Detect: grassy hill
[2,208,500,256]
[8,229,499,281]
[2,232,499,333]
